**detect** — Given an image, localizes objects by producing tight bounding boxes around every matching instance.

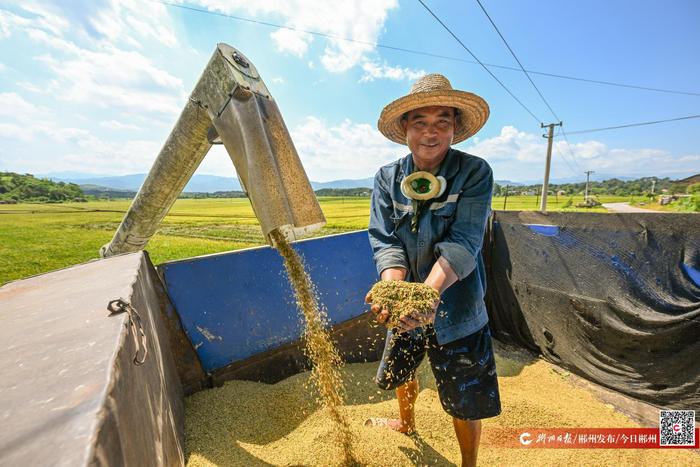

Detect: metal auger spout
[101,43,325,258]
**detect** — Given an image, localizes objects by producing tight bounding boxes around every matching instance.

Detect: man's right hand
[365,291,390,324]
[367,267,407,325]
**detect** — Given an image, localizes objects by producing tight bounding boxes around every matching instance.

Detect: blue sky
[0,0,698,183]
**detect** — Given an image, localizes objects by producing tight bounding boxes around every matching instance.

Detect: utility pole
[540,122,562,212]
[651,179,656,195]
[584,170,595,202]
[503,185,509,210]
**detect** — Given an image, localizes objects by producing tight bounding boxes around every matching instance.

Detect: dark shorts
[375,324,502,421]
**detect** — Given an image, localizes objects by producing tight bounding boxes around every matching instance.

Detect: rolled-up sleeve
[368,169,409,276]
[433,160,493,280]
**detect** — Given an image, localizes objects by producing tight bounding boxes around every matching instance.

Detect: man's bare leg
[368,379,419,433]
[453,418,481,467]
[395,379,419,432]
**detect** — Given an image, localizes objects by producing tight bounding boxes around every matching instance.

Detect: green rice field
[0,195,634,285]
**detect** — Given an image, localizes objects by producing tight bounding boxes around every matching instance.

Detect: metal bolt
[232,51,249,68]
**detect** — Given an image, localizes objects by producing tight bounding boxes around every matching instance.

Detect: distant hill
[1,172,86,203]
[495,180,523,187]
[676,173,700,185]
[49,172,528,193]
[48,173,376,192]
[313,178,374,189]
[495,176,681,197]
[80,184,136,198]
[39,171,698,198]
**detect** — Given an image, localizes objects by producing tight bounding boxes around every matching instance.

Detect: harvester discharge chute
[101,43,325,258]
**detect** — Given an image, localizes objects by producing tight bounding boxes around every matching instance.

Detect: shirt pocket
[431,202,457,236]
[390,209,411,232]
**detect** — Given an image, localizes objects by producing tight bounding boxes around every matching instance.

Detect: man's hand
[367,267,408,325]
[365,291,390,325]
[395,297,439,333]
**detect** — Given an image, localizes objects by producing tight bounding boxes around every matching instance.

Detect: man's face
[402,105,456,169]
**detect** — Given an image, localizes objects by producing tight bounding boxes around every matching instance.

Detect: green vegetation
[0,198,369,284]
[644,182,700,212]
[314,188,372,197]
[0,172,86,203]
[494,176,679,197]
[179,191,247,199]
[84,187,370,200]
[0,194,672,285]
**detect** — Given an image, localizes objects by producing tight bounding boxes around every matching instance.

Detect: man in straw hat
[365,73,501,467]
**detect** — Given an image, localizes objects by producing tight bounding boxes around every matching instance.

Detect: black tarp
[485,211,700,410]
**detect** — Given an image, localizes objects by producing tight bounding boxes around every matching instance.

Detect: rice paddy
[0,195,633,285]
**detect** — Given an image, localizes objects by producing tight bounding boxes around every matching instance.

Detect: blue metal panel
[159,231,378,373]
[527,224,560,236]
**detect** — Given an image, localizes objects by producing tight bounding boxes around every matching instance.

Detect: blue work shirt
[368,147,493,345]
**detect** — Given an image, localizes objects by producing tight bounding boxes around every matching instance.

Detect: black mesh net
[485,211,700,410]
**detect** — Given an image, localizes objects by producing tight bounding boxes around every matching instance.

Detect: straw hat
[377,73,489,145]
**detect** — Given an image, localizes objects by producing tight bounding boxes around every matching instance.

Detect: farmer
[365,73,501,467]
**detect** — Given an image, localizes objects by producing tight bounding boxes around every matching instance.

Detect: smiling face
[402,105,456,171]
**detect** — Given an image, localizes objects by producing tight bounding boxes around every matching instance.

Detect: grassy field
[0,195,634,285]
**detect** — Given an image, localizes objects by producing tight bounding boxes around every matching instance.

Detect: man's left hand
[395,299,440,333]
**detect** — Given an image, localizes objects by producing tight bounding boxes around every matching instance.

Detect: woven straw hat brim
[378,89,489,145]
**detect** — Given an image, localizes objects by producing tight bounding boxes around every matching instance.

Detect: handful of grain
[367,281,440,328]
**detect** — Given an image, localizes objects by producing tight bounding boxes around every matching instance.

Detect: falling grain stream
[270,229,356,466]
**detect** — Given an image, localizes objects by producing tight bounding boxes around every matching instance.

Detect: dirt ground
[185,344,698,466]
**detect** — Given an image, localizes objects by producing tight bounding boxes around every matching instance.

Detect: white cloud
[35,46,184,114]
[191,0,398,73]
[0,0,177,48]
[271,77,285,84]
[100,119,141,130]
[15,2,70,37]
[2,3,185,116]
[16,81,45,93]
[0,92,48,119]
[61,137,162,174]
[196,121,700,183]
[359,61,426,83]
[290,116,401,181]
[270,28,312,57]
[465,126,543,163]
[0,136,162,175]
[196,116,402,180]
[0,8,31,39]
[462,126,700,182]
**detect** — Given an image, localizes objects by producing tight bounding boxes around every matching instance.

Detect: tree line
[0,172,86,203]
[493,177,683,197]
[2,171,697,204]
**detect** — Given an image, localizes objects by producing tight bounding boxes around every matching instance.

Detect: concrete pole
[540,122,562,213]
[584,170,595,202]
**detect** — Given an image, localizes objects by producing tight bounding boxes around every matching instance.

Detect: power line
[553,129,583,175]
[475,0,561,121]
[561,114,700,136]
[516,68,700,97]
[150,0,700,98]
[558,127,584,172]
[417,0,542,124]
[475,0,588,178]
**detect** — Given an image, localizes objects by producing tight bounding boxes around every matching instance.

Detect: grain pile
[268,229,355,465]
[366,281,440,328]
[185,345,699,466]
